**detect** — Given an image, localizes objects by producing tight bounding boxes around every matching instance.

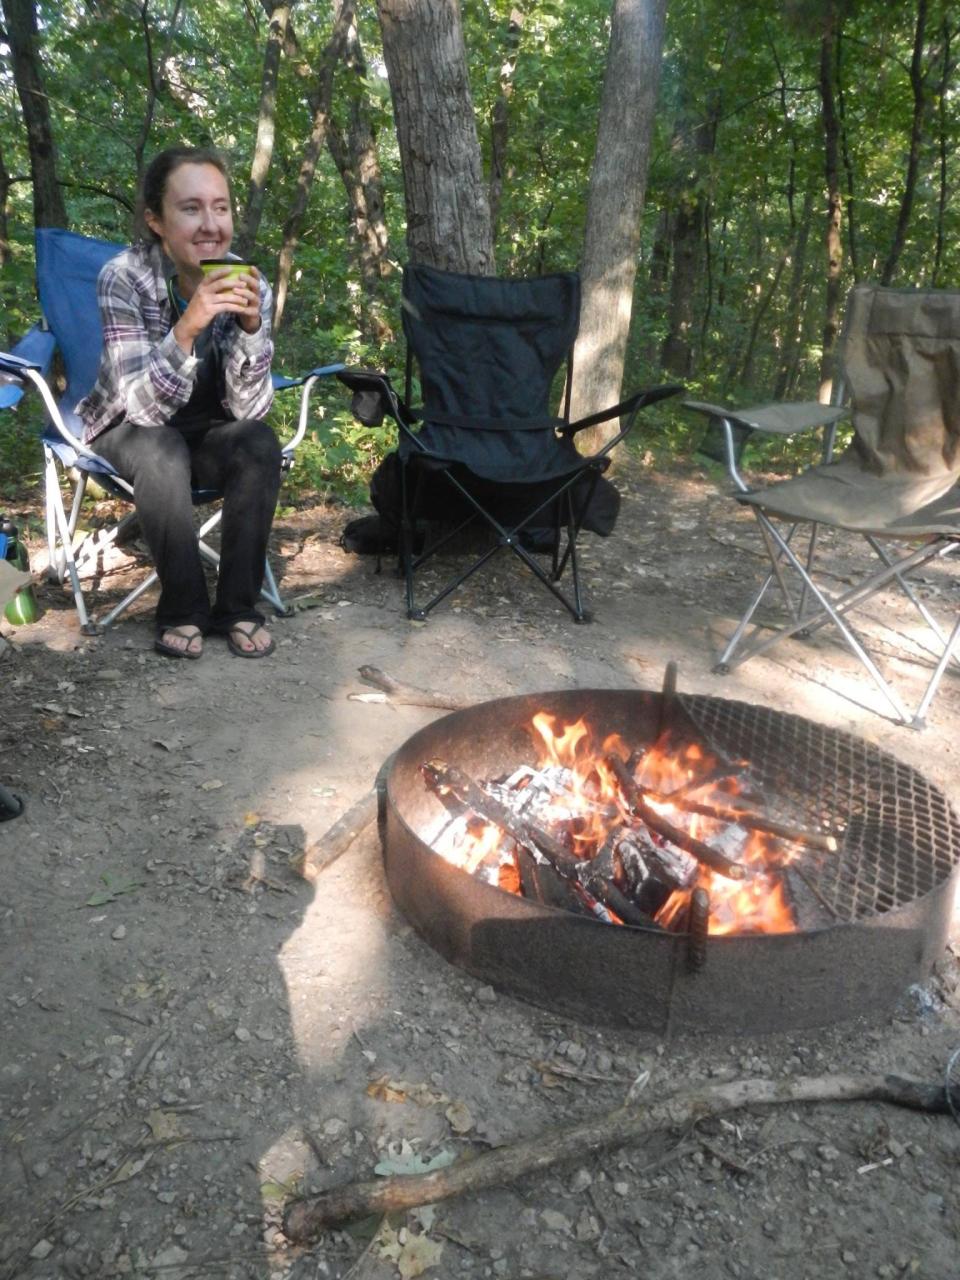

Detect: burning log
[606,756,747,881]
[648,791,839,854]
[421,760,663,930]
[283,1072,960,1240]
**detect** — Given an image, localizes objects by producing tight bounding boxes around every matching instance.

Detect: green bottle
[1,517,40,626]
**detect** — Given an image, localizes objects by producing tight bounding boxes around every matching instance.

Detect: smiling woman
[75,146,281,660]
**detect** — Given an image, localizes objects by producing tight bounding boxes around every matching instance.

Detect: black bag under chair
[339,264,682,621]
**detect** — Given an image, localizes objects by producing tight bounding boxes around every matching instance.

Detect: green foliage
[1,0,958,506]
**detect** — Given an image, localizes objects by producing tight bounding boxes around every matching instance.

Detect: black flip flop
[154,625,204,659]
[227,622,275,659]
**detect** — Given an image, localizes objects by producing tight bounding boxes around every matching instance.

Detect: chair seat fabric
[742,285,960,536]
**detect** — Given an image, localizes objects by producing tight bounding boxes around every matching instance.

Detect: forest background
[0,0,956,507]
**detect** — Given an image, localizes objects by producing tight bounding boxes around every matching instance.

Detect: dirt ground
[1,458,959,1280]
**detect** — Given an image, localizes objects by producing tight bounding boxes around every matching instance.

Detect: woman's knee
[231,419,283,472]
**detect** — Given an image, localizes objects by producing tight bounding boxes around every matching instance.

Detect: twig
[357,665,469,711]
[295,788,379,882]
[130,1028,170,1082]
[283,1072,957,1241]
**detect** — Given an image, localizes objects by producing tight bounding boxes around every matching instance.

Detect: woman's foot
[155,625,204,659]
[227,620,275,659]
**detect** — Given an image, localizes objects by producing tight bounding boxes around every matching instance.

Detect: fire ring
[382,689,960,1035]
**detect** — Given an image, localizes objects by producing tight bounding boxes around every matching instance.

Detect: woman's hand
[173,267,262,354]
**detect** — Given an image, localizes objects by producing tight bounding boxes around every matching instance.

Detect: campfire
[419,697,839,938]
[380,673,960,1033]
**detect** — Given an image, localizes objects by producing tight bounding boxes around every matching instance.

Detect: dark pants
[94,418,282,633]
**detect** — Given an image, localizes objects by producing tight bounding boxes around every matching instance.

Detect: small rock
[613,1181,630,1197]
[32,1160,50,1178]
[29,1240,54,1261]
[476,985,497,1003]
[540,1209,571,1234]
[818,1145,840,1162]
[111,925,127,941]
[886,1138,906,1159]
[842,1250,857,1264]
[568,1167,592,1194]
[234,1027,251,1043]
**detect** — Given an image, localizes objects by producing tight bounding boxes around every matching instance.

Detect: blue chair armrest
[0,327,57,409]
[272,362,346,391]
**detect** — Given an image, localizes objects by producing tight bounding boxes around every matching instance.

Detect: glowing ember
[423,712,831,936]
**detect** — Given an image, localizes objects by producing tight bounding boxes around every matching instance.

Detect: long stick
[283,1072,955,1241]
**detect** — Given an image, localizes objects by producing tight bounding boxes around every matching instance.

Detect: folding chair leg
[720,512,915,724]
[913,614,960,729]
[43,445,94,633]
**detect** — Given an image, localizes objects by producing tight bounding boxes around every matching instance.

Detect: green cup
[200,258,254,281]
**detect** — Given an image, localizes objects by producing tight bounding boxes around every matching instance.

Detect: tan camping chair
[685,283,960,728]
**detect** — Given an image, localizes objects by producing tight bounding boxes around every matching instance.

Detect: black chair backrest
[402,264,580,431]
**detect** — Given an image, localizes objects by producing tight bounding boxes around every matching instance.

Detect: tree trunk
[237,0,294,256]
[659,82,719,382]
[323,1,392,343]
[931,19,952,286]
[1,0,68,228]
[376,0,493,273]
[835,23,859,281]
[133,0,185,187]
[0,141,12,269]
[272,7,352,329]
[817,2,843,396]
[773,188,814,399]
[488,7,523,237]
[570,0,668,453]
[880,0,928,286]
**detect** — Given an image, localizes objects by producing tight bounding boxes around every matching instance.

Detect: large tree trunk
[773,188,814,399]
[570,0,668,452]
[817,2,843,396]
[880,0,928,286]
[237,0,294,257]
[376,0,494,273]
[931,19,953,286]
[1,0,68,228]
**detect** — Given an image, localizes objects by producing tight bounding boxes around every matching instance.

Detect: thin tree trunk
[0,141,12,269]
[376,0,494,273]
[272,9,353,329]
[931,20,953,285]
[739,253,788,388]
[488,7,523,237]
[818,2,843,396]
[835,23,859,282]
[659,87,719,381]
[133,0,185,186]
[323,1,392,343]
[880,0,928,285]
[237,0,294,256]
[773,188,814,399]
[570,0,668,452]
[1,0,68,228]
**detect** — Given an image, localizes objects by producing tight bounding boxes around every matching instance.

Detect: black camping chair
[339,264,682,621]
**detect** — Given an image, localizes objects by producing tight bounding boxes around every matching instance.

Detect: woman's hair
[135,145,230,244]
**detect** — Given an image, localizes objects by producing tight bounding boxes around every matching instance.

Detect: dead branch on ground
[284,1072,956,1242]
[355,665,470,711]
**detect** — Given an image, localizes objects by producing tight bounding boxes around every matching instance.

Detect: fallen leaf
[85,873,143,907]
[243,812,261,827]
[146,1110,187,1143]
[374,1149,457,1177]
[199,779,224,791]
[367,1075,409,1104]
[398,1231,444,1278]
[444,1101,474,1134]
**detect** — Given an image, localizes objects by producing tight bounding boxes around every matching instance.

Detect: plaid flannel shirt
[77,242,274,444]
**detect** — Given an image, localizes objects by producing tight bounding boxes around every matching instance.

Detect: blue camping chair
[0,228,342,633]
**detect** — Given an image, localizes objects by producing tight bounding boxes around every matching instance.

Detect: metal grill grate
[684,694,960,922]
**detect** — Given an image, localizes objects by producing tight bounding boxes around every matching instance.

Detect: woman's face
[144,162,234,276]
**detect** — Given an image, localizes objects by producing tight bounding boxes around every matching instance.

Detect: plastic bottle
[0,516,40,626]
